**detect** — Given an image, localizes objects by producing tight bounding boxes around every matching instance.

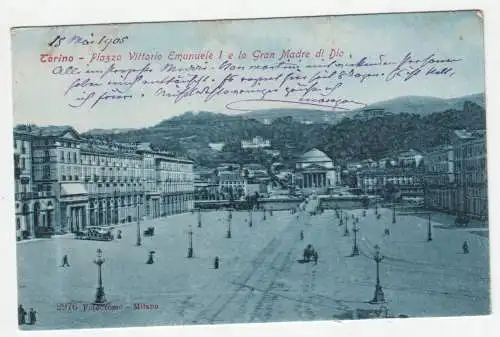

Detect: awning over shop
[61,183,88,196]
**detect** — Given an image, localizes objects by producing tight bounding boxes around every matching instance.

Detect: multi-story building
[353,108,393,121]
[397,149,424,167]
[14,127,53,240]
[13,125,195,240]
[218,171,247,199]
[420,130,487,220]
[423,145,456,212]
[194,167,219,200]
[356,167,424,198]
[454,131,487,219]
[241,136,271,149]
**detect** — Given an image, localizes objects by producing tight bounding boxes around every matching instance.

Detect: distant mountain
[82,97,485,169]
[85,128,137,135]
[238,93,485,124]
[349,93,485,117]
[239,108,349,125]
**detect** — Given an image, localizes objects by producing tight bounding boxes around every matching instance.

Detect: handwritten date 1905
[48,33,129,52]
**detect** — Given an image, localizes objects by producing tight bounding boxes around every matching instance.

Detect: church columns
[302,172,331,188]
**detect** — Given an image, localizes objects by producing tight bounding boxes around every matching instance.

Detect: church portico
[295,149,340,195]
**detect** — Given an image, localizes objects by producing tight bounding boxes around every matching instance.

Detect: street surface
[17,207,490,330]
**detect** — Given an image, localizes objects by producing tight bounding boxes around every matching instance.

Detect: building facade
[423,145,456,213]
[422,130,488,220]
[194,167,219,200]
[241,136,271,149]
[397,149,424,167]
[14,126,195,240]
[218,171,247,199]
[356,168,424,198]
[454,136,487,219]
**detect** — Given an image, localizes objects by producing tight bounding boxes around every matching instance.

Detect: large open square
[17,207,490,330]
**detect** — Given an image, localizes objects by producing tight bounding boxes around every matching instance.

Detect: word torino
[40,53,74,63]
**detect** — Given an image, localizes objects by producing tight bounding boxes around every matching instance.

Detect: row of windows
[60,151,78,163]
[457,172,487,185]
[14,140,29,153]
[81,155,142,168]
[31,139,77,148]
[425,175,455,185]
[426,162,453,173]
[455,143,485,159]
[15,157,27,170]
[361,177,419,184]
[426,190,454,210]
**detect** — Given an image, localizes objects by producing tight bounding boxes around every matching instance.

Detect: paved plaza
[17,207,490,330]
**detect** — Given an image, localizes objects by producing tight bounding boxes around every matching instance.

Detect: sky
[10,10,485,132]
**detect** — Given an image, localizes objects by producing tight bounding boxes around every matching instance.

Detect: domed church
[295,148,340,194]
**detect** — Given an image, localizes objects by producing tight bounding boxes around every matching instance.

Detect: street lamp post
[427,213,432,241]
[262,208,266,221]
[136,202,141,246]
[249,209,253,227]
[351,222,360,256]
[343,214,349,236]
[226,210,232,238]
[392,204,396,224]
[187,225,193,258]
[369,245,385,304]
[197,208,202,228]
[93,248,106,304]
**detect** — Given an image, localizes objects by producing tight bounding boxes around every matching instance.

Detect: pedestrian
[18,304,26,325]
[300,230,304,241]
[61,254,70,267]
[28,308,37,325]
[214,256,219,269]
[117,230,122,239]
[462,240,469,254]
[146,251,155,264]
[313,251,319,265]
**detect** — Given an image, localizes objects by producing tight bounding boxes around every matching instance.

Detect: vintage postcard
[11,10,489,331]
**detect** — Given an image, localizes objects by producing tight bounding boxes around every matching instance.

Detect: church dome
[298,148,332,163]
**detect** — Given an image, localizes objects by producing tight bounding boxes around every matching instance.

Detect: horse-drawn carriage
[35,226,54,238]
[75,226,114,241]
[455,214,470,227]
[303,244,317,263]
[143,226,155,236]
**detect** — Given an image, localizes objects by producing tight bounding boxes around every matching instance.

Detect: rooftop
[297,148,332,163]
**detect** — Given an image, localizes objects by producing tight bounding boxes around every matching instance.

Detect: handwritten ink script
[40,34,462,111]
